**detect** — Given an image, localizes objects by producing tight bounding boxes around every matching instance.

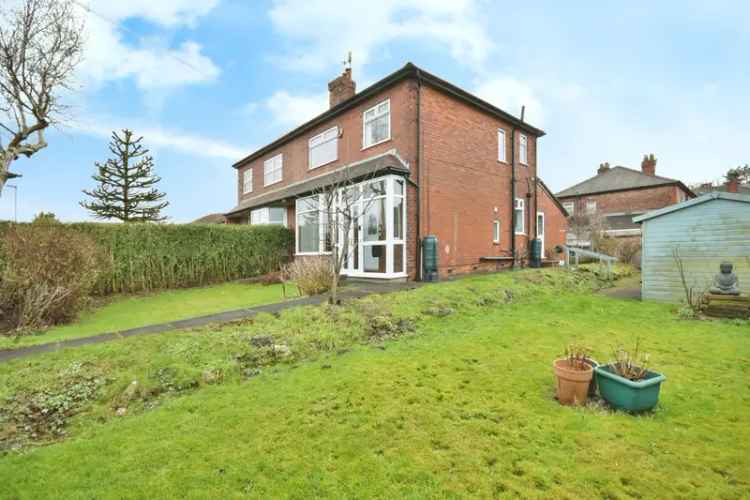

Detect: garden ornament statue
[710,262,740,295]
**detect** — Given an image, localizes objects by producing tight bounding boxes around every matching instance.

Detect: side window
[243,168,253,194]
[514,198,525,234]
[498,129,506,162]
[563,202,574,216]
[519,134,528,165]
[493,220,501,243]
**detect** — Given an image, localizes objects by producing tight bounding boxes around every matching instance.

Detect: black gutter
[415,69,423,281]
[232,62,545,169]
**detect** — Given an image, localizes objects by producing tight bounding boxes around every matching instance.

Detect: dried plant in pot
[595,340,666,413]
[553,344,594,406]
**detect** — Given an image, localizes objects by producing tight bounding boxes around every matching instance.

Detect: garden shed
[634,192,750,302]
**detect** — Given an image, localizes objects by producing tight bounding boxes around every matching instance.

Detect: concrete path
[0,281,420,364]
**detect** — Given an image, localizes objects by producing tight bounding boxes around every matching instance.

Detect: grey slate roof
[633,192,750,223]
[225,151,410,216]
[556,166,690,198]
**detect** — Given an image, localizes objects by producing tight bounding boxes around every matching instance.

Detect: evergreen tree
[81,129,169,222]
[725,164,749,184]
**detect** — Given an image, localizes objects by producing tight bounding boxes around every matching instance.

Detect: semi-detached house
[225,63,568,280]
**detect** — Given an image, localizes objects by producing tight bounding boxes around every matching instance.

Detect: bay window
[294,175,406,277]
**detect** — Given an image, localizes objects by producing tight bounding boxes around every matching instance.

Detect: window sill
[264,179,283,188]
[497,160,509,165]
[309,158,337,171]
[295,251,332,257]
[361,137,391,152]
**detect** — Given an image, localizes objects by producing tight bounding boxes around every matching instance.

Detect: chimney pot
[726,178,739,193]
[641,153,657,176]
[328,67,356,108]
[597,162,611,175]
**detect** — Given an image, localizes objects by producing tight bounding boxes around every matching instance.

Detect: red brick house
[556,155,695,240]
[225,63,568,280]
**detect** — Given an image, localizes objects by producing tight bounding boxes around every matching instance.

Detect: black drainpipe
[510,127,516,267]
[415,70,423,280]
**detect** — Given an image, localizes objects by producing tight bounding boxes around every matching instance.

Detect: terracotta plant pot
[553,358,594,406]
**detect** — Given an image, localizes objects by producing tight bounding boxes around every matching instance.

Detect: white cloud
[261,91,328,128]
[268,0,494,73]
[75,0,220,89]
[74,116,248,161]
[474,76,544,125]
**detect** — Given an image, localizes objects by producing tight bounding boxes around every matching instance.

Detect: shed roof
[556,166,693,198]
[633,192,750,223]
[225,151,409,216]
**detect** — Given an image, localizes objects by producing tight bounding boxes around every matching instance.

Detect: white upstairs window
[498,129,506,162]
[309,126,339,169]
[264,154,283,186]
[243,168,253,194]
[563,202,575,215]
[519,134,528,165]
[514,198,525,234]
[363,99,390,148]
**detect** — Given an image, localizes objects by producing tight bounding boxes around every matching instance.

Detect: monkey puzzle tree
[0,0,84,195]
[81,129,169,222]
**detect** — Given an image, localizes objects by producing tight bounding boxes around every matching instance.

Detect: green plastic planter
[595,364,666,413]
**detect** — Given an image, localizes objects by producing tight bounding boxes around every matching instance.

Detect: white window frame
[362,99,391,150]
[249,207,287,227]
[242,168,253,195]
[519,134,528,166]
[309,126,339,170]
[295,195,329,256]
[498,129,506,163]
[563,202,575,216]
[586,201,597,214]
[493,220,501,244]
[263,154,283,187]
[514,198,526,235]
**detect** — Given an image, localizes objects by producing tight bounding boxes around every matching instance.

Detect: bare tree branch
[0,0,84,194]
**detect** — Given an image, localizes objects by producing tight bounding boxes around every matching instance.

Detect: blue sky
[1,0,748,222]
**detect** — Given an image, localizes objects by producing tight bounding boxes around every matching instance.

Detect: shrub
[0,223,294,295]
[0,224,103,330]
[616,239,642,267]
[284,256,334,296]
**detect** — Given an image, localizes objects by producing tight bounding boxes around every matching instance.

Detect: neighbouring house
[192,213,227,224]
[692,178,750,196]
[556,155,695,244]
[634,192,750,302]
[224,63,568,280]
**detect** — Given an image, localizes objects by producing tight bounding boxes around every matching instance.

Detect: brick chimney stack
[726,178,739,193]
[641,154,657,176]
[328,67,356,108]
[597,162,611,175]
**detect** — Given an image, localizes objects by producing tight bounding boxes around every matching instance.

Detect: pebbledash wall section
[229,79,421,279]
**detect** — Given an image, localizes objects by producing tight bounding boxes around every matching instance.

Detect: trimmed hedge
[0,222,293,295]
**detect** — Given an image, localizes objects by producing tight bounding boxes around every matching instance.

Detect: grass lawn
[1,270,748,499]
[0,281,296,351]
